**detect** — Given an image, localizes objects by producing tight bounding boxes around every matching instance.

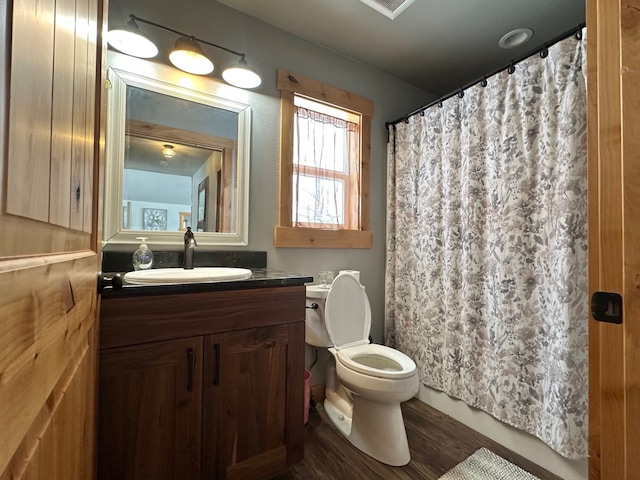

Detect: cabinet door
[203,325,302,480]
[98,337,203,480]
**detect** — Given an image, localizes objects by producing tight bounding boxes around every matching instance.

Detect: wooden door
[587,1,640,479]
[98,338,204,480]
[0,0,104,478]
[203,325,303,480]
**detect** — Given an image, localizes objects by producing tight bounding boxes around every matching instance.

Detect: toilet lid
[324,273,371,348]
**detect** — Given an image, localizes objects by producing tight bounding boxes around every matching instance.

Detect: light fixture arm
[129,14,246,59]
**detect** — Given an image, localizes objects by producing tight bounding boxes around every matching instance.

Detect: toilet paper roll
[339,270,360,281]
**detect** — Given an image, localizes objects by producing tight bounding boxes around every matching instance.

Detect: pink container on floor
[304,369,312,424]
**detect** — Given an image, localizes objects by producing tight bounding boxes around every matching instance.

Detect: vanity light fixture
[162,144,176,159]
[107,14,262,89]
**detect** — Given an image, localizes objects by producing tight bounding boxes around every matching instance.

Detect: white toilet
[305,272,419,466]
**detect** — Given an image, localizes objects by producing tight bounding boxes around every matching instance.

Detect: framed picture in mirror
[143,208,168,231]
[197,177,208,232]
[179,212,192,231]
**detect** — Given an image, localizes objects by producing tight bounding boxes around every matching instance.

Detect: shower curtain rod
[385,22,586,128]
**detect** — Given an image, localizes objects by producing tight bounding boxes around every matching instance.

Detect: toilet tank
[305,285,332,347]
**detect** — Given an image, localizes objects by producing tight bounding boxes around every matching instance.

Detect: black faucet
[183,227,197,269]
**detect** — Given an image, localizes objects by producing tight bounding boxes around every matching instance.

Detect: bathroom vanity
[99,52,309,479]
[98,269,312,480]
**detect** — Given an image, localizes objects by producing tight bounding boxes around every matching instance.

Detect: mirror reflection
[124,88,237,234]
[104,52,251,247]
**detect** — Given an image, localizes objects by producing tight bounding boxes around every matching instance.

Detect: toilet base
[325,394,411,466]
[324,362,412,466]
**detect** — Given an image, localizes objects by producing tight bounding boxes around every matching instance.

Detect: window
[293,98,360,229]
[275,69,374,248]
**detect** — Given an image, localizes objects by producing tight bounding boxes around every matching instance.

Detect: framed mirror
[104,52,251,248]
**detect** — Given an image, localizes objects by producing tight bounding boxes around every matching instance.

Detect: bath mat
[438,448,540,480]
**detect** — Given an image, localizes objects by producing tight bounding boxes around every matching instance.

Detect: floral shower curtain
[385,30,587,458]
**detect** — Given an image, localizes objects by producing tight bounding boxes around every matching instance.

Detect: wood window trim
[275,68,373,248]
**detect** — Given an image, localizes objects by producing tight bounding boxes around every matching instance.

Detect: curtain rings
[507,63,516,74]
[458,89,464,98]
[540,47,549,58]
[480,77,488,87]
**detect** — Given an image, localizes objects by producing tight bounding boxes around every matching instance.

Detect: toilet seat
[336,343,416,379]
[325,273,417,380]
[324,273,372,349]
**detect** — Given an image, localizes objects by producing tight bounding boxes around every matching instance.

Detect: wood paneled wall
[587,0,640,478]
[0,0,104,477]
[6,0,96,233]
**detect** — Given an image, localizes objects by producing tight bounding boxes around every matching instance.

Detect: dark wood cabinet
[98,338,203,480]
[98,286,305,480]
[203,324,304,480]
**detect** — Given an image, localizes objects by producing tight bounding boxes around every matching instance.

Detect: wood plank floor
[274,397,562,480]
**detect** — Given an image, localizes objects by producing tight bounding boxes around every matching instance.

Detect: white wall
[124,169,191,230]
[124,169,191,204]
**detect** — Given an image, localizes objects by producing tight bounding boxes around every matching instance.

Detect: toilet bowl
[305,272,419,466]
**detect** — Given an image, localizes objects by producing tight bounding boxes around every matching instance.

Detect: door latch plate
[591,291,623,324]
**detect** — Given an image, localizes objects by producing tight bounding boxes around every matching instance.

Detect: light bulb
[222,58,261,89]
[107,18,158,58]
[169,37,214,75]
[162,144,175,158]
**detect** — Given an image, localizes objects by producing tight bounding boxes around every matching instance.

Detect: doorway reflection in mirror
[197,177,209,232]
[179,212,192,231]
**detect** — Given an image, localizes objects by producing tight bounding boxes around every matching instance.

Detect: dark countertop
[100,268,314,299]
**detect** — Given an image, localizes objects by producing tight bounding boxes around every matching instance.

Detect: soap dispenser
[132,237,154,271]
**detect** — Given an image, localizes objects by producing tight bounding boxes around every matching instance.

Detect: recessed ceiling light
[499,28,534,49]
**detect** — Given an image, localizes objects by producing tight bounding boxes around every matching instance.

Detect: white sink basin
[124,267,253,285]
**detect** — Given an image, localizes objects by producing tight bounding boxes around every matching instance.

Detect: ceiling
[218,0,585,96]
[125,135,214,177]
